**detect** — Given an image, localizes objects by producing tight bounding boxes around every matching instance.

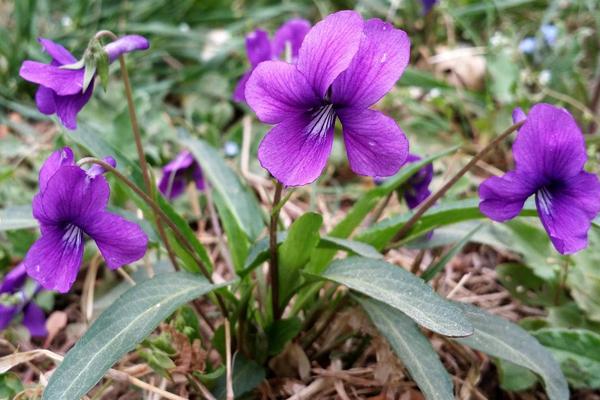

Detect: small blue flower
[223,141,240,158]
[518,37,536,54]
[541,24,558,46]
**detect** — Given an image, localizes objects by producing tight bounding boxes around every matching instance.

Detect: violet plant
[3,8,598,400]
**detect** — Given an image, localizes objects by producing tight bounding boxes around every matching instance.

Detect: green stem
[78,158,211,279]
[388,120,525,246]
[79,157,230,318]
[270,181,284,321]
[116,53,180,272]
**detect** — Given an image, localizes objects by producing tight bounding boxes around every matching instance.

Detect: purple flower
[0,264,47,337]
[421,0,438,14]
[233,19,311,103]
[158,151,205,200]
[518,37,537,54]
[479,104,600,254]
[23,147,148,293]
[19,35,149,130]
[246,11,411,186]
[400,154,433,209]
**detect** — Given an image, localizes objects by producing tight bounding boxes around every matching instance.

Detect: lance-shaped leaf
[180,134,264,241]
[358,297,454,400]
[43,272,230,400]
[454,303,569,400]
[319,257,472,337]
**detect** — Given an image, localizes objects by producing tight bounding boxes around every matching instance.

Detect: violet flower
[422,0,438,14]
[479,104,600,254]
[246,11,411,186]
[400,154,434,209]
[158,151,205,200]
[233,19,311,102]
[19,35,149,130]
[0,264,47,337]
[23,147,148,293]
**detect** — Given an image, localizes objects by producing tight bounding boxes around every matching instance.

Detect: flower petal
[35,86,57,115]
[23,302,47,337]
[512,107,526,124]
[37,38,77,65]
[232,70,252,102]
[104,35,150,63]
[338,108,408,177]
[536,171,600,254]
[403,154,434,209]
[332,18,410,109]
[23,225,84,293]
[38,147,74,193]
[258,114,334,186]
[33,166,110,225]
[54,85,94,130]
[245,29,271,67]
[245,60,320,124]
[513,103,586,182]
[0,305,18,331]
[19,61,84,96]
[0,264,27,294]
[83,212,148,269]
[271,19,311,60]
[479,171,534,221]
[297,10,364,98]
[158,173,187,199]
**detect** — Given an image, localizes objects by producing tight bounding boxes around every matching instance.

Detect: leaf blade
[43,272,229,400]
[358,297,454,400]
[454,303,569,400]
[320,257,472,337]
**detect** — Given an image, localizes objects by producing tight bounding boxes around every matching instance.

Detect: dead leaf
[43,311,68,348]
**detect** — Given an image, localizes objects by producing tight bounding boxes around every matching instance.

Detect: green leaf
[320,257,472,337]
[496,359,538,392]
[212,190,249,273]
[318,236,382,259]
[180,135,264,240]
[241,233,382,277]
[454,304,569,400]
[533,328,600,389]
[242,233,286,276]
[307,147,458,275]
[358,297,454,400]
[43,272,229,400]
[569,226,600,322]
[279,212,322,303]
[97,51,110,91]
[213,354,266,399]
[267,317,302,356]
[421,224,482,282]
[358,199,538,250]
[0,205,37,231]
[82,57,97,93]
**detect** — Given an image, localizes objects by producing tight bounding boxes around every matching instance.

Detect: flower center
[62,224,83,250]
[305,104,336,138]
[536,186,553,215]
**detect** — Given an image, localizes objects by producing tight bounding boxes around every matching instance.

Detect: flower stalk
[98,30,180,271]
[269,181,284,320]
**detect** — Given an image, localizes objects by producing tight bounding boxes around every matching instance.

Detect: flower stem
[388,119,525,245]
[79,157,230,318]
[270,181,284,321]
[116,52,180,272]
[78,158,211,279]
